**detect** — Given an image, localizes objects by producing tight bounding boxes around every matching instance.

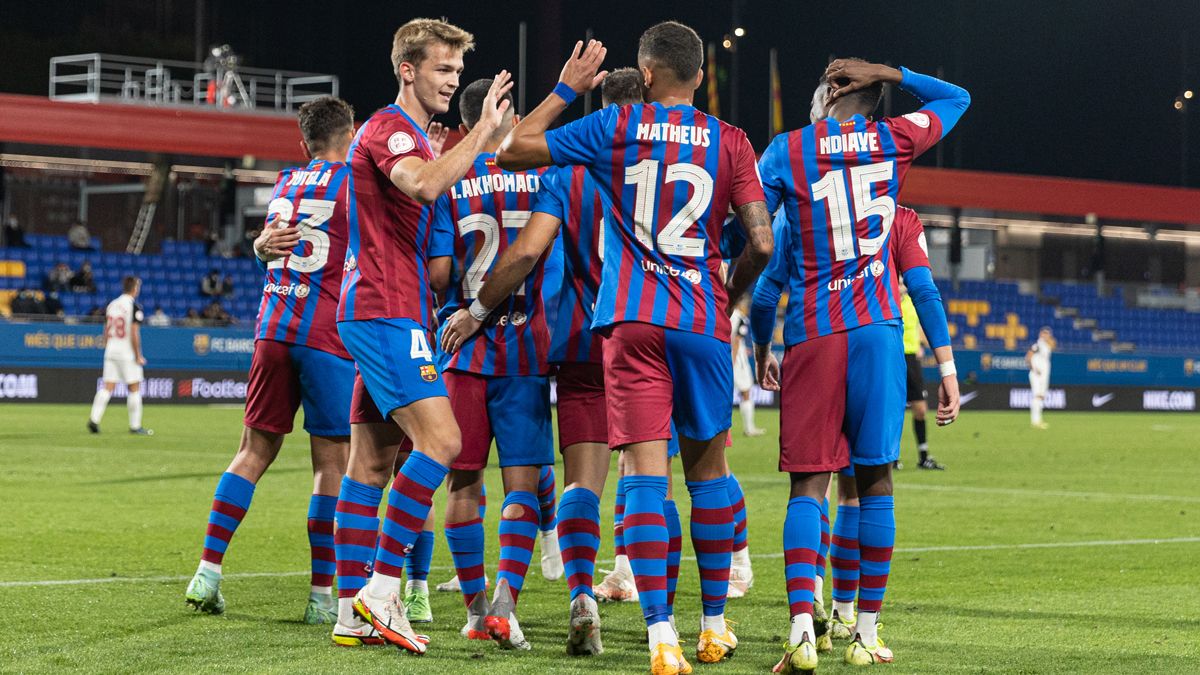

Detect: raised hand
[558,39,608,94]
[477,70,515,133]
[254,215,301,262]
[427,121,450,157]
[823,59,902,102]
[440,308,484,354]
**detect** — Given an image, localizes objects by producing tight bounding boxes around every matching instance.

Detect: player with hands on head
[752,57,967,671]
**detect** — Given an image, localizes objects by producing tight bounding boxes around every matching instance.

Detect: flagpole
[768,48,777,143]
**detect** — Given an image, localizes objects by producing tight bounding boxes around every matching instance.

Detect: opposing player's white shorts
[103,358,144,384]
[1028,372,1049,396]
[733,354,754,392]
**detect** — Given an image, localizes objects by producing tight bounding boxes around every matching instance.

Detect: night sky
[1,0,1198,188]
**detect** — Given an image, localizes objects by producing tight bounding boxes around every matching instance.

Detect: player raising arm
[750,59,967,672]
[330,18,511,655]
[497,23,773,674]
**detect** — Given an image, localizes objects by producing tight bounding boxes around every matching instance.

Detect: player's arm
[131,316,146,366]
[894,67,970,136]
[826,60,970,138]
[902,265,958,425]
[429,256,452,294]
[440,211,563,353]
[427,195,456,297]
[748,215,790,391]
[723,132,774,312]
[726,201,773,311]
[391,73,514,204]
[496,40,608,170]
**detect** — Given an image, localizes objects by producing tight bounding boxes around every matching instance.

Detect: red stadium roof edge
[2,93,1198,227]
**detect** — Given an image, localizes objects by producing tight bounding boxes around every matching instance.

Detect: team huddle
[181,17,969,674]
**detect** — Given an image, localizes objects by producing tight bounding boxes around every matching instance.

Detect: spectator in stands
[148,306,171,327]
[68,221,95,251]
[200,269,223,298]
[45,262,72,293]
[221,274,235,297]
[11,289,44,315]
[181,308,204,327]
[43,291,64,318]
[3,215,29,248]
[70,261,96,293]
[202,300,233,326]
[88,305,104,318]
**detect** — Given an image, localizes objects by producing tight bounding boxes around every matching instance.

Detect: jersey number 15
[811,160,896,262]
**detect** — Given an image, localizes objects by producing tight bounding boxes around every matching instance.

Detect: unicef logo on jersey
[641,259,702,285]
[497,311,528,327]
[263,282,309,298]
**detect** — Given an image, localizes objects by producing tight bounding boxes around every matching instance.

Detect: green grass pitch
[1,405,1198,673]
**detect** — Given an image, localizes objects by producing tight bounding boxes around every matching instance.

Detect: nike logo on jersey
[1092,393,1115,408]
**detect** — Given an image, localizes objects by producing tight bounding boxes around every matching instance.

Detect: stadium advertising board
[920,350,1200,387]
[0,368,248,404]
[946,384,1198,412]
[2,322,254,371]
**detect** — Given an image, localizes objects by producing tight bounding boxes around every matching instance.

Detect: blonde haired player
[1026,327,1054,429]
[88,275,152,435]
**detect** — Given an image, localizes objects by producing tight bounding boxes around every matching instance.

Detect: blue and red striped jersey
[338,105,438,327]
[255,159,350,359]
[534,165,606,364]
[430,153,550,376]
[755,67,968,345]
[545,102,764,342]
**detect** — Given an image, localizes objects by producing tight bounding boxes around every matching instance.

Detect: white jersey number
[410,329,433,361]
[457,210,531,299]
[810,160,896,261]
[624,159,713,258]
[266,197,336,274]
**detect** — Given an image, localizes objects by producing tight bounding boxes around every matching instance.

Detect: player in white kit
[1026,326,1053,429]
[730,302,764,436]
[88,276,153,435]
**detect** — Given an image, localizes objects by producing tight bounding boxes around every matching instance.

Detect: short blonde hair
[391,18,475,80]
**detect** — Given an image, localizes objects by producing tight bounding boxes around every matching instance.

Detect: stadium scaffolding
[49,53,338,114]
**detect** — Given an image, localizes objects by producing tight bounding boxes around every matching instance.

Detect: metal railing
[49,53,338,113]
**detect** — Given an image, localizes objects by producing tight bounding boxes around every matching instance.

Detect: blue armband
[903,266,950,349]
[552,82,577,106]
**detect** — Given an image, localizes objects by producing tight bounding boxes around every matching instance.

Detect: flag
[706,42,720,118]
[769,48,783,136]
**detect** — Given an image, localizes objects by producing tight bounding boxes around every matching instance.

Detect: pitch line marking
[2,536,1197,589]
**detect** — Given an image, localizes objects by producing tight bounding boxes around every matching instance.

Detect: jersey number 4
[624,159,713,258]
[266,197,336,273]
[811,160,896,261]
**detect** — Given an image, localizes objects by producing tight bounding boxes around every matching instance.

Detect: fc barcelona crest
[420,364,439,382]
